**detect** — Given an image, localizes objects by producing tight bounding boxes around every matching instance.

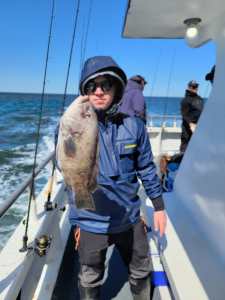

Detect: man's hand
[189,122,197,132]
[74,95,89,103]
[154,210,167,236]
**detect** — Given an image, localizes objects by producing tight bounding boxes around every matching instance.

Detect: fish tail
[75,190,96,210]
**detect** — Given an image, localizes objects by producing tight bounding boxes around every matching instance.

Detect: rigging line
[20,0,56,252]
[82,0,93,62]
[80,0,93,71]
[162,47,177,126]
[150,48,163,98]
[45,0,81,208]
[148,48,163,128]
[159,47,177,155]
[60,0,80,116]
[79,19,86,80]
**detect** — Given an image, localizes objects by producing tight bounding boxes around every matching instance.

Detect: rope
[45,0,81,208]
[20,0,56,252]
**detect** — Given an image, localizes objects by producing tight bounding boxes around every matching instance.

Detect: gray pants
[77,221,151,288]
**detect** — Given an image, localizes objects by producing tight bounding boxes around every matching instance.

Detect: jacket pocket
[116,140,137,174]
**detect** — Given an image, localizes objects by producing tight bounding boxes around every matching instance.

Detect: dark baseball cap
[188,80,199,88]
[130,75,147,85]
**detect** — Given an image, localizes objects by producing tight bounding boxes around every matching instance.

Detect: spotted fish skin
[56,96,98,210]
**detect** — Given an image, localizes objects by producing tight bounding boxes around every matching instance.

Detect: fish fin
[64,136,76,158]
[88,136,99,191]
[75,191,96,210]
[91,185,100,193]
[88,163,98,191]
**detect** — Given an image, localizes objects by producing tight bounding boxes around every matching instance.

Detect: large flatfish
[56,96,98,210]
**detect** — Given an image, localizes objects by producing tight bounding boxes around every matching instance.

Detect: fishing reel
[35,234,52,257]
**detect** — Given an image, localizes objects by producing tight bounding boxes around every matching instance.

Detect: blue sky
[0,0,215,97]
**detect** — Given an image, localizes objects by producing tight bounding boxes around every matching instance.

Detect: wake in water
[0,93,75,249]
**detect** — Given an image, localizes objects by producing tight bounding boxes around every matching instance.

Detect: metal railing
[147,115,182,128]
[0,151,55,218]
[0,114,181,218]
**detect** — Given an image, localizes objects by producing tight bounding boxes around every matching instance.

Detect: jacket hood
[79,56,127,95]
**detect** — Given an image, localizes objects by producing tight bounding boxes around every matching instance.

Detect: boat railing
[147,114,182,128]
[0,151,55,218]
[0,115,180,217]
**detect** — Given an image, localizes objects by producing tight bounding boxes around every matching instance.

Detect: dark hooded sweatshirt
[119,80,146,122]
[180,89,204,152]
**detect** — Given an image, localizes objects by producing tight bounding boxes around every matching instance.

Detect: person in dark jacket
[119,74,147,122]
[180,80,204,152]
[57,56,166,300]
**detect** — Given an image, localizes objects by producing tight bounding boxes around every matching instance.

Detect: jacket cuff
[151,195,165,211]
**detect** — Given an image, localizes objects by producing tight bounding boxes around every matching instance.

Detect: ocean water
[0,92,182,249]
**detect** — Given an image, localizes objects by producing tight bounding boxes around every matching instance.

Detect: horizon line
[0,91,184,98]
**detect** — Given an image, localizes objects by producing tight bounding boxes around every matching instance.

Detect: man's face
[84,76,116,110]
[188,85,198,93]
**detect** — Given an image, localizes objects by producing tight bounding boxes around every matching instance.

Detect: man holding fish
[57,56,167,300]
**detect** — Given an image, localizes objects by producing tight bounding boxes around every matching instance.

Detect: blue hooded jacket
[63,56,163,234]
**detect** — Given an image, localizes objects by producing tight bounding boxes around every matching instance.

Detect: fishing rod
[20,0,56,252]
[45,0,81,211]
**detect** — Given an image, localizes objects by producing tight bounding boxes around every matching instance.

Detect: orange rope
[74,227,81,250]
[140,216,147,234]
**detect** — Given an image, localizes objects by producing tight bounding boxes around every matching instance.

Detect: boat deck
[52,230,132,300]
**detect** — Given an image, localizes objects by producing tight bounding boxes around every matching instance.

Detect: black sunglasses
[84,78,114,94]
[190,84,198,89]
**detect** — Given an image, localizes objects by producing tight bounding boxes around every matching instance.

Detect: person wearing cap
[119,74,147,123]
[180,80,204,152]
[57,56,166,299]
